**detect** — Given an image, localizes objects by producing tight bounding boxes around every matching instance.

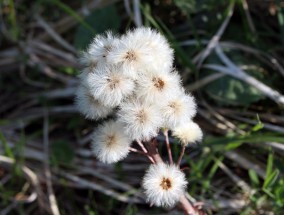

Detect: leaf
[263,169,279,189]
[265,152,274,179]
[248,169,260,186]
[204,74,264,106]
[252,114,264,132]
[225,142,242,150]
[74,5,121,50]
[0,132,14,159]
[275,185,284,205]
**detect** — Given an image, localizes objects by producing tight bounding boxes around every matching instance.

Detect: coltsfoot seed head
[75,84,113,120]
[142,163,188,208]
[160,89,197,129]
[86,65,135,107]
[117,100,162,141]
[173,121,203,145]
[91,120,131,164]
[135,70,181,104]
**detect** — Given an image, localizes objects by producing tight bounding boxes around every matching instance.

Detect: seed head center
[106,134,116,146]
[107,77,120,90]
[160,177,172,190]
[89,61,97,69]
[153,77,165,90]
[169,101,181,112]
[136,110,147,124]
[125,50,137,61]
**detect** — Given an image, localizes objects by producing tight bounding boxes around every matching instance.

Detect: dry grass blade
[225,150,266,179]
[36,15,77,54]
[186,73,225,92]
[56,171,143,204]
[218,161,252,193]
[0,155,49,213]
[241,0,256,34]
[196,2,235,68]
[133,0,142,27]
[213,45,284,105]
[43,111,61,215]
[36,0,118,41]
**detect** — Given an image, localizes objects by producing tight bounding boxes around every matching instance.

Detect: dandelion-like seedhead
[135,70,181,104]
[83,31,119,68]
[75,84,113,120]
[117,100,162,141]
[173,121,203,145]
[91,120,131,164]
[126,27,174,71]
[161,90,197,129]
[87,65,135,107]
[142,163,188,207]
[75,27,203,211]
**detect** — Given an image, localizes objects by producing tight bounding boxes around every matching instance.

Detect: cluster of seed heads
[76,27,203,208]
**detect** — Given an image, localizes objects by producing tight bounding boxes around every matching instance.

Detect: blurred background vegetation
[1,0,284,214]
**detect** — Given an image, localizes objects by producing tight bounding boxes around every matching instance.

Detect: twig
[163,129,173,164]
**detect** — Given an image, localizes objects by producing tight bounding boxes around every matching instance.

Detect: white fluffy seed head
[117,100,162,141]
[79,52,99,70]
[142,163,187,208]
[75,84,113,120]
[91,120,131,164]
[173,121,203,146]
[86,65,135,107]
[107,31,154,78]
[86,31,119,67]
[135,70,181,104]
[161,90,197,130]
[125,27,174,72]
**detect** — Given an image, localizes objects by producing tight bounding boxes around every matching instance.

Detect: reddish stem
[163,129,173,164]
[129,147,148,155]
[136,140,155,163]
[180,195,196,215]
[177,145,186,166]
